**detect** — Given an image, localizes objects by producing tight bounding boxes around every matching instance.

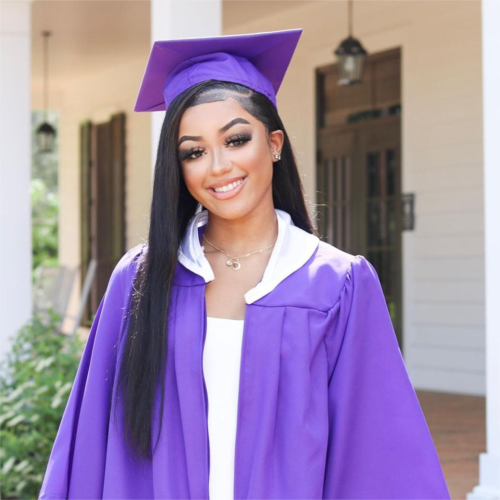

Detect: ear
[269,129,284,157]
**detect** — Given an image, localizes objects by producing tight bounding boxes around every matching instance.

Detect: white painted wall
[32,58,152,334]
[223,0,484,395]
[0,0,33,360]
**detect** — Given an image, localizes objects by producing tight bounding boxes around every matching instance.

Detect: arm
[39,246,141,500]
[322,255,450,499]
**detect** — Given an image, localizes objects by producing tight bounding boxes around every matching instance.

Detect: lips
[211,178,246,193]
[207,175,247,190]
[208,175,248,200]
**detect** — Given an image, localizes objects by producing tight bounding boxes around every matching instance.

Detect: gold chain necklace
[202,233,275,271]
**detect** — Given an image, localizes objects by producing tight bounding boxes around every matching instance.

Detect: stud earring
[274,153,281,161]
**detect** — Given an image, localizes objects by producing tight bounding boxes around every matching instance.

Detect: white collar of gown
[177,208,320,305]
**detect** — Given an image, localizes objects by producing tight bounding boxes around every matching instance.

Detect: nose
[209,148,233,176]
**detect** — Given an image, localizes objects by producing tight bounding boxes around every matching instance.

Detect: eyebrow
[177,117,251,147]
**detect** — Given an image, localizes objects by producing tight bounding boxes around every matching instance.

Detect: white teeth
[213,178,244,193]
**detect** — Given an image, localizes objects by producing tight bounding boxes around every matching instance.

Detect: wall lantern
[334,0,368,86]
[36,31,57,153]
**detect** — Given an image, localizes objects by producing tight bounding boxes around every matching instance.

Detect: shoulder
[263,233,365,311]
[111,242,147,284]
[313,242,382,304]
[293,239,372,310]
[309,240,362,290]
[313,240,358,275]
[316,241,358,297]
[315,240,378,281]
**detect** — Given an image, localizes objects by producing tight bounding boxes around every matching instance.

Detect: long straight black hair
[113,80,319,462]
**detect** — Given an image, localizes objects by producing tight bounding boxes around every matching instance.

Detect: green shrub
[0,309,84,499]
[31,178,59,274]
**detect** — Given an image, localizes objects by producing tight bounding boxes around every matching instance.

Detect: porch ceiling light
[334,0,368,86]
[36,31,57,153]
[36,122,57,153]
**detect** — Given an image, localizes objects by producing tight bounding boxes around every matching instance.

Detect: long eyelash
[178,147,203,162]
[224,133,252,146]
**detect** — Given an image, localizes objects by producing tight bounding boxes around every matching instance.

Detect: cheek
[239,143,271,172]
[181,164,205,191]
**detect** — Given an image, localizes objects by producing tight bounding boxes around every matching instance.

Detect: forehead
[178,97,255,133]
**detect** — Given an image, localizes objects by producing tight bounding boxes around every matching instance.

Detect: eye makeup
[225,132,251,146]
[177,133,252,162]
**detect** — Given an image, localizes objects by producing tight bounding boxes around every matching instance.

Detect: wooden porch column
[0,0,33,361]
[468,0,500,498]
[149,0,222,177]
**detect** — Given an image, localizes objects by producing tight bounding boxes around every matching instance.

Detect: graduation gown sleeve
[322,255,450,499]
[38,247,137,500]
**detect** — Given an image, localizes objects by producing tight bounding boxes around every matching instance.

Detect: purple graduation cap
[134,28,303,112]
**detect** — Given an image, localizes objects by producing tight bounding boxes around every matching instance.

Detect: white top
[203,316,245,500]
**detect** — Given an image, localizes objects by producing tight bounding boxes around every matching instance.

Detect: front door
[316,48,403,350]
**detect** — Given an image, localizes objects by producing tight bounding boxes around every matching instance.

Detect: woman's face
[177,97,284,221]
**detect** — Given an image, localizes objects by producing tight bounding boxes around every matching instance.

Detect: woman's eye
[178,148,204,161]
[226,134,251,147]
[189,148,204,159]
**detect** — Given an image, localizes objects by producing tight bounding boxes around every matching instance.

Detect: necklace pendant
[226,258,241,271]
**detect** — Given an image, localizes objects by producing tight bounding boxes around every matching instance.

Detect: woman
[39,29,450,500]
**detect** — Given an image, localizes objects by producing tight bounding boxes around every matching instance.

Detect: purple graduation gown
[39,209,451,500]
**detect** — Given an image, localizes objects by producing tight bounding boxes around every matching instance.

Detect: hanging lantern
[36,122,57,153]
[334,0,368,86]
[36,31,57,153]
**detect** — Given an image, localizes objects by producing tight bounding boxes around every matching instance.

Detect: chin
[209,206,250,220]
[204,200,257,221]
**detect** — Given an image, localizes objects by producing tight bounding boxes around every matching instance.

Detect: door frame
[315,48,404,352]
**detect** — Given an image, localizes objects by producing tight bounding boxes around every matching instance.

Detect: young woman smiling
[178,96,287,322]
[39,29,451,500]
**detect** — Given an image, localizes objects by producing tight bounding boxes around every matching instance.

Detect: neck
[201,203,278,256]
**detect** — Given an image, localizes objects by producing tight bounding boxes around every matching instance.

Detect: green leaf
[13,459,30,472]
[0,411,16,426]
[2,456,15,475]
[35,356,55,372]
[15,479,27,493]
[6,414,26,427]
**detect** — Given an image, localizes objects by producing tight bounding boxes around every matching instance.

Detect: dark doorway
[80,113,126,325]
[316,48,403,350]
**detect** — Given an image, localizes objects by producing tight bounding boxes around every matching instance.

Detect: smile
[213,177,245,193]
[208,176,247,200]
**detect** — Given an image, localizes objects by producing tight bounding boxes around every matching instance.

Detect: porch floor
[417,390,486,500]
